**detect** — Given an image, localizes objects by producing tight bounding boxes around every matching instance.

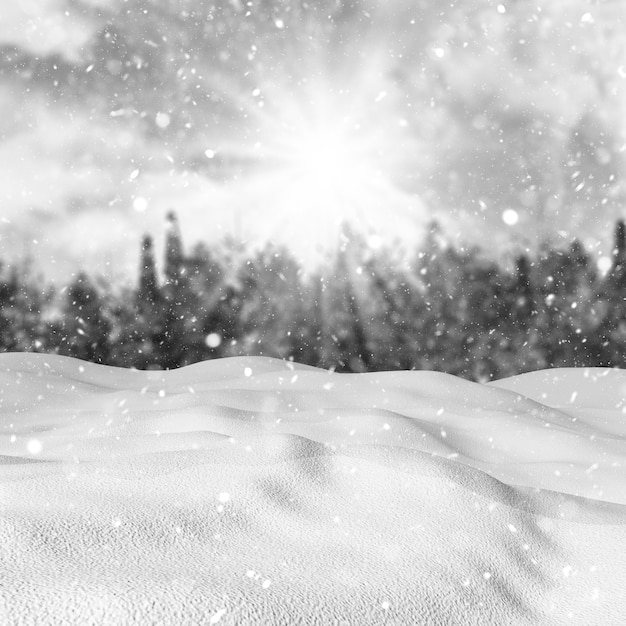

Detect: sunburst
[199,48,426,257]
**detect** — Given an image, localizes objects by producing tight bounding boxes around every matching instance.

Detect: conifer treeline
[2,212,626,381]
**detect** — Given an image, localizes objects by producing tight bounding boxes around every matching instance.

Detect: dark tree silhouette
[1,214,625,379]
[57,272,111,364]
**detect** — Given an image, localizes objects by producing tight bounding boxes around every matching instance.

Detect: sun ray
[181,8,428,256]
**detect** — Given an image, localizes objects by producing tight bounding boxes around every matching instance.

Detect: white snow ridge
[1,353,625,625]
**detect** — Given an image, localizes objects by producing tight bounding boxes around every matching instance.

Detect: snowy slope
[1,353,625,625]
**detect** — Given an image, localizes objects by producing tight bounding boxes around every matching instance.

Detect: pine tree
[180,242,226,363]
[231,244,303,360]
[507,253,535,331]
[203,284,242,358]
[0,266,22,352]
[164,210,184,289]
[135,233,163,365]
[0,264,51,353]
[58,272,111,363]
[530,240,602,368]
[363,256,416,371]
[137,234,160,310]
[596,221,626,367]
[310,274,332,368]
[290,273,323,367]
[108,235,163,369]
[157,211,201,368]
[565,239,601,366]
[321,226,373,372]
[414,224,468,376]
[609,219,626,288]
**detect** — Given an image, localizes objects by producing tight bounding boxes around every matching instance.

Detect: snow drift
[1,353,625,625]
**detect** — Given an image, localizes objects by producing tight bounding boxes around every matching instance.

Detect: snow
[1,353,625,624]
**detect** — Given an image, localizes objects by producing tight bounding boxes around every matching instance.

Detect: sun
[201,48,427,259]
[235,81,415,254]
[293,131,351,185]
[283,123,366,187]
[279,117,382,206]
[260,117,385,250]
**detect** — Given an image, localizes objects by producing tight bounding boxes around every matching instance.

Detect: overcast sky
[1,0,625,285]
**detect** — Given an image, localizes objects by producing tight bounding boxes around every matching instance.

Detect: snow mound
[1,353,625,625]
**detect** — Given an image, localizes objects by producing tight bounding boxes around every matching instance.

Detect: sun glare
[204,51,426,257]
[234,80,413,254]
[261,113,389,250]
[281,120,382,207]
[287,125,362,188]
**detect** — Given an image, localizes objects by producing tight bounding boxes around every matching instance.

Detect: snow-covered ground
[1,353,625,625]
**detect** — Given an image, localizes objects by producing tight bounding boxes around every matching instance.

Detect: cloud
[0,99,142,281]
[0,0,97,61]
[1,0,623,287]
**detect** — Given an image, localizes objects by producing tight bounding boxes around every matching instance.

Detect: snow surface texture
[1,353,625,625]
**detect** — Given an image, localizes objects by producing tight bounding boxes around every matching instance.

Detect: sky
[0,0,625,285]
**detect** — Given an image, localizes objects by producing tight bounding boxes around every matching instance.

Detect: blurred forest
[3,211,626,382]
